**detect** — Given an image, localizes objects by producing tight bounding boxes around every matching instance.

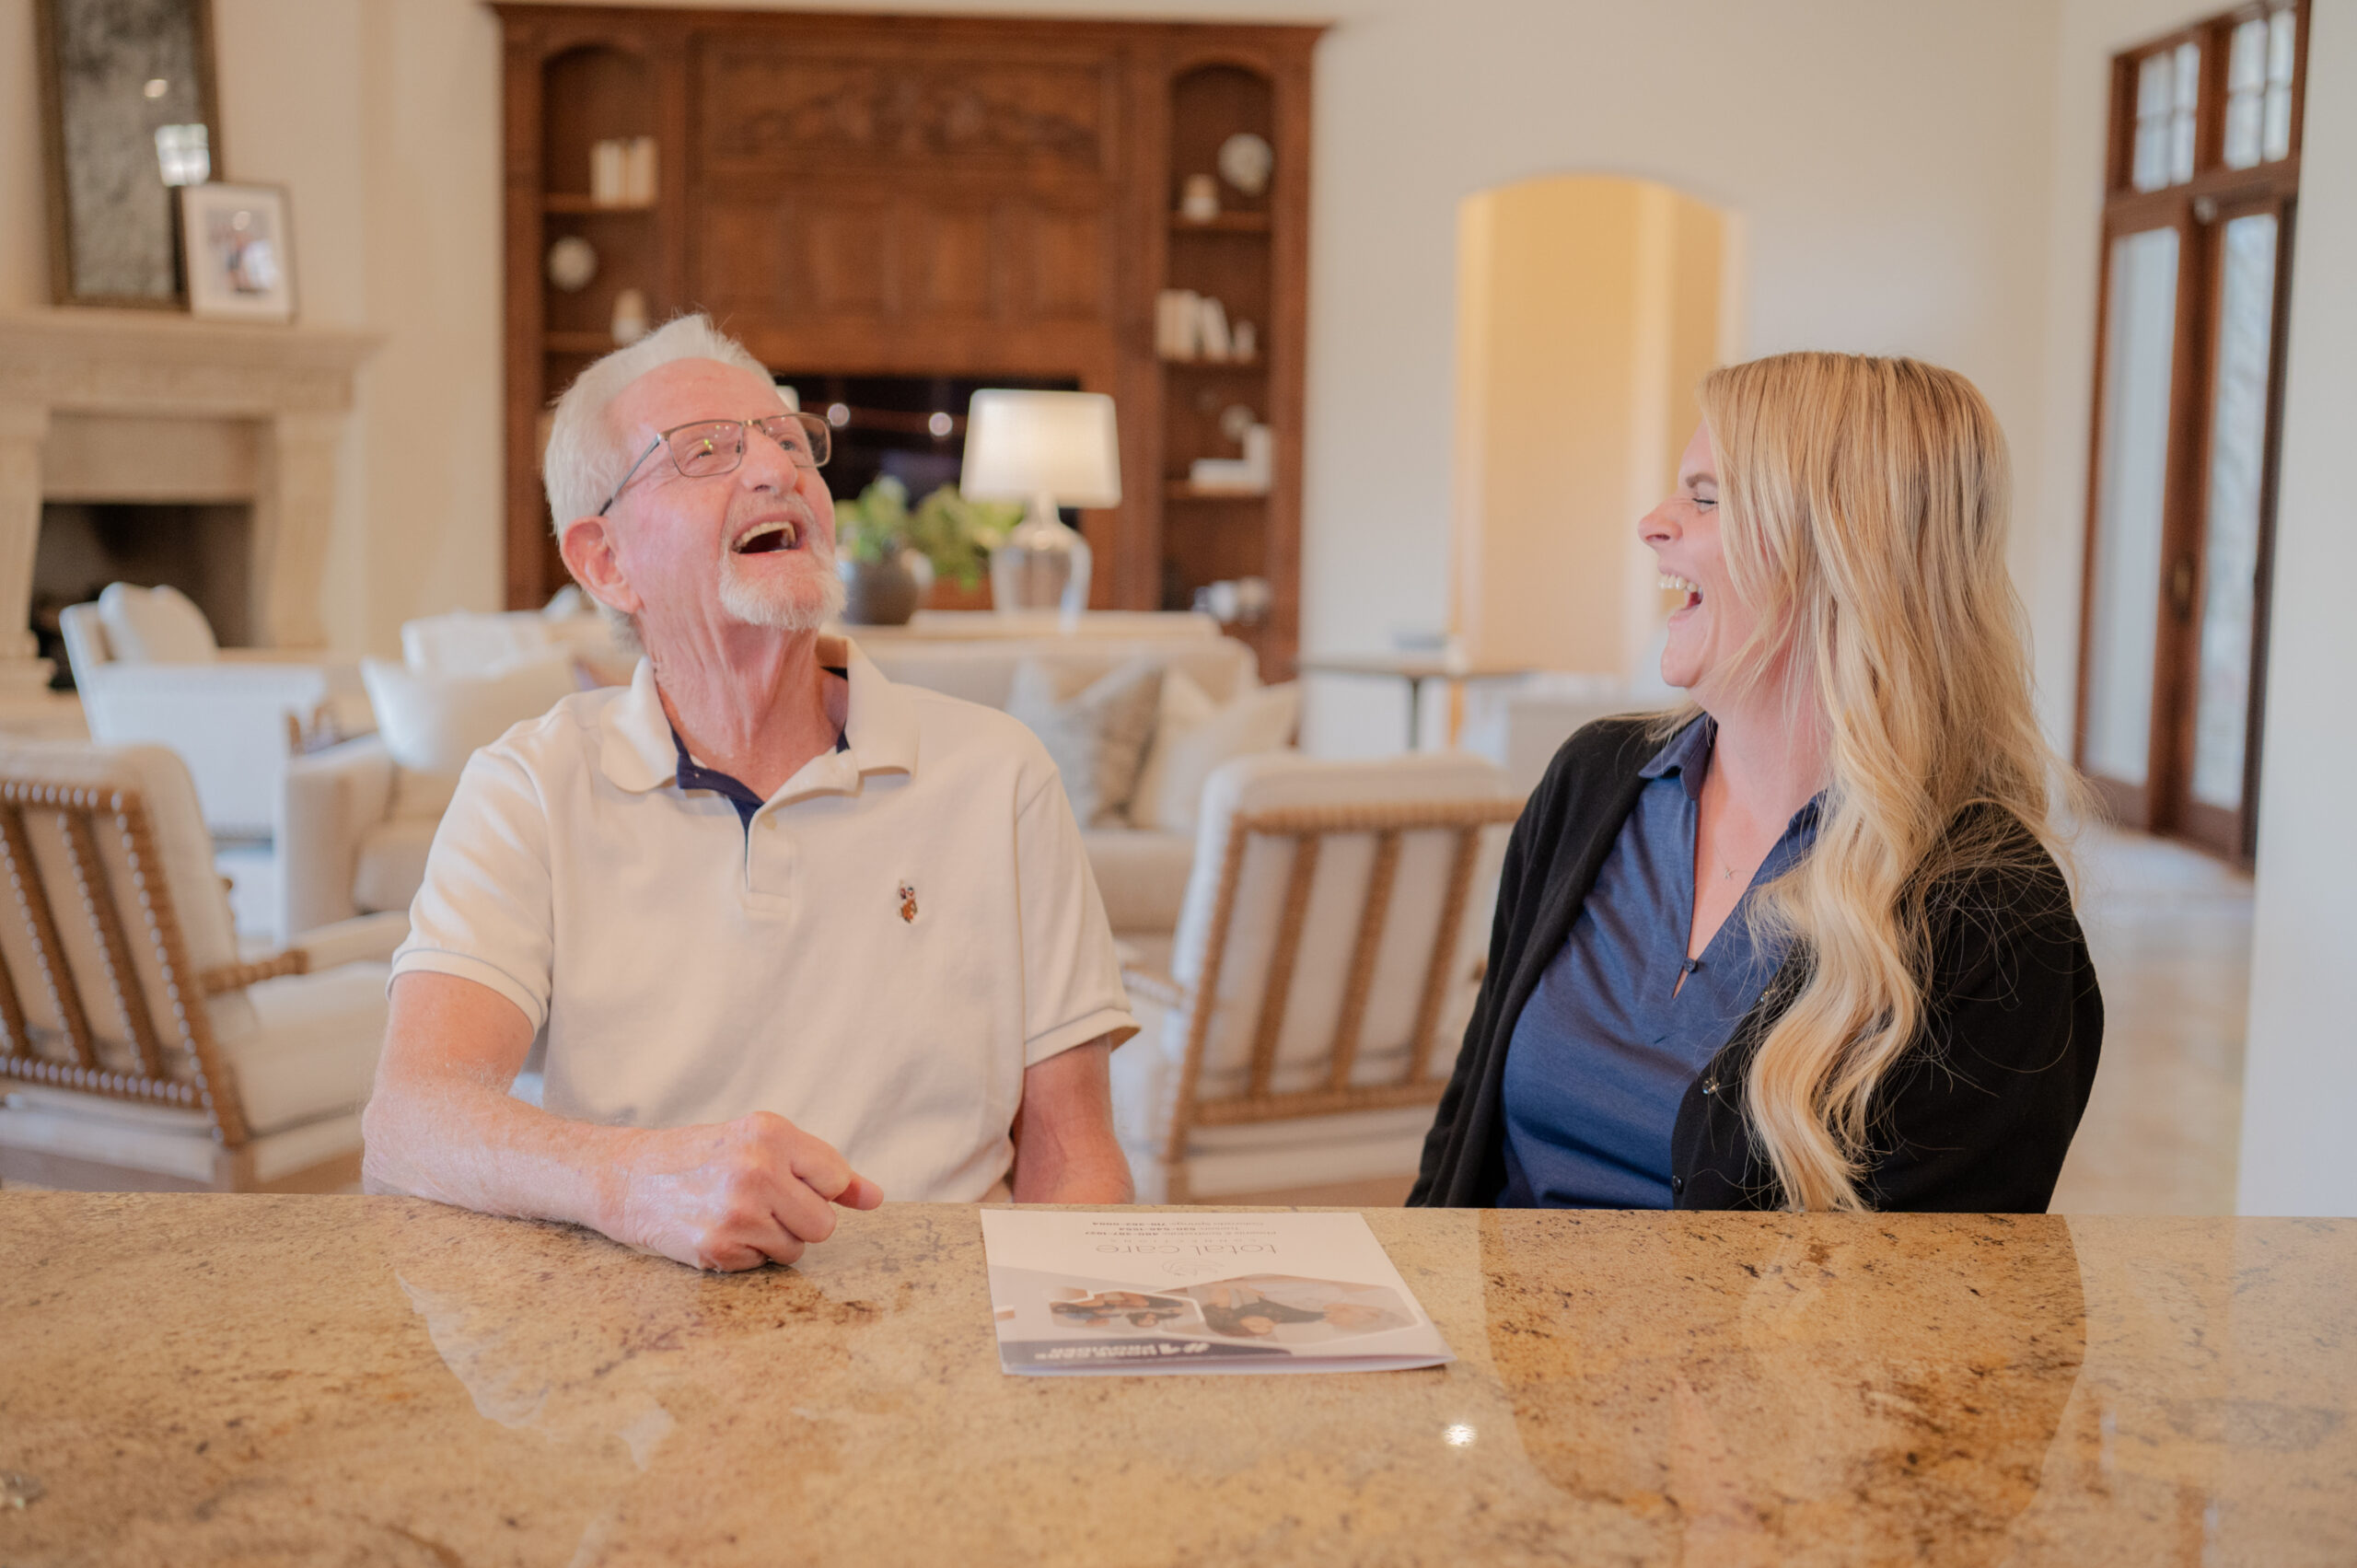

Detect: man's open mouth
[1660,572,1702,610]
[732,519,801,555]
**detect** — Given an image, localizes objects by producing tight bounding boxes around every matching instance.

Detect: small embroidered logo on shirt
[898,882,919,923]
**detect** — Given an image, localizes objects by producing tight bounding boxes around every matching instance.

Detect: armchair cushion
[96,583,216,663]
[1128,674,1301,833]
[1004,657,1163,826]
[0,1098,363,1186]
[361,654,578,819]
[352,816,438,915]
[230,960,392,1132]
[1,993,377,1144]
[278,734,397,935]
[1079,828,1196,934]
[291,911,410,969]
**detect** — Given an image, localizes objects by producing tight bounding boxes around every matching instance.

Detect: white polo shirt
[389,637,1137,1202]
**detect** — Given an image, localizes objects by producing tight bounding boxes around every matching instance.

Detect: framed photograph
[180,183,296,322]
[35,0,223,308]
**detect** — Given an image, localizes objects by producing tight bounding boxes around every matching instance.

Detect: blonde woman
[1411,353,2101,1213]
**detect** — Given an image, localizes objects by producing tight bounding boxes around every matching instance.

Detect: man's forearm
[361,1072,640,1236]
[363,973,643,1237]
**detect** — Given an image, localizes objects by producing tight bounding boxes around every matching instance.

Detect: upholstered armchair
[1110,750,1519,1202]
[60,584,370,841]
[0,738,404,1191]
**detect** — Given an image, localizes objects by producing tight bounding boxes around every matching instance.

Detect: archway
[1450,176,1740,679]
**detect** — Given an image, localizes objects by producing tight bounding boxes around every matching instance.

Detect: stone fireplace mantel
[0,308,380,703]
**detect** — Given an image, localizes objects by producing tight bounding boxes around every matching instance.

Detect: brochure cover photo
[980,1210,1454,1376]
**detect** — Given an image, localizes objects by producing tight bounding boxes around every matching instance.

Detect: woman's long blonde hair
[1696,353,2074,1212]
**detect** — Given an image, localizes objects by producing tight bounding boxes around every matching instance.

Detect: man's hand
[611,1111,885,1272]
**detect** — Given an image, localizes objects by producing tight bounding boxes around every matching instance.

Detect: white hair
[541,313,780,535]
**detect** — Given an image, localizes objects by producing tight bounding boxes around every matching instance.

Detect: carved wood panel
[698,50,1117,175]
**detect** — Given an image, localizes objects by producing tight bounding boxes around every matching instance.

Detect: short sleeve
[388,746,557,1031]
[1014,772,1140,1065]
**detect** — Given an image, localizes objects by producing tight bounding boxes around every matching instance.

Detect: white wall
[2239,0,2357,1217]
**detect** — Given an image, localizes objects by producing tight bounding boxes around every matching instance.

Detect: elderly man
[363,315,1137,1270]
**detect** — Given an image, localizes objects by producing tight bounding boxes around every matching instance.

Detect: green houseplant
[833,477,1021,624]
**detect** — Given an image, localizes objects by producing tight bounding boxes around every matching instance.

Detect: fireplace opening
[33,502,253,689]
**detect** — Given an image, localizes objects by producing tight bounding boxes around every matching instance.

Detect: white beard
[717,533,846,632]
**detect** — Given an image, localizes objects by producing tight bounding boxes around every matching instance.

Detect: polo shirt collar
[1638,711,1828,833]
[596,633,920,796]
[1639,713,1715,804]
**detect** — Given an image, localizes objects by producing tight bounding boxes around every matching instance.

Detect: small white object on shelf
[623,135,658,204]
[1155,289,1202,360]
[1217,132,1274,197]
[590,139,627,205]
[1230,320,1257,361]
[1186,423,1273,495]
[1196,296,1232,362]
[1179,173,1220,223]
[610,286,649,345]
[545,236,598,292]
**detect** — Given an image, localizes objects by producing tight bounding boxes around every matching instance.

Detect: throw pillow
[1004,657,1166,827]
[96,583,217,663]
[361,654,580,819]
[1128,673,1301,833]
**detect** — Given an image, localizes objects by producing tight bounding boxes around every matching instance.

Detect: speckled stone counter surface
[1,1198,2351,1566]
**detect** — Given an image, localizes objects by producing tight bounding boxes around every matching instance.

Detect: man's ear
[558,516,643,619]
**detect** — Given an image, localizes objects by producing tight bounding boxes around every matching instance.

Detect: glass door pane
[2189,214,2279,811]
[2084,227,2180,788]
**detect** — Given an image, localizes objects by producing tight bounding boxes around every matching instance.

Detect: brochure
[979,1209,1454,1376]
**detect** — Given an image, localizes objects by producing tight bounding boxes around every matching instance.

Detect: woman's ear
[558,516,643,619]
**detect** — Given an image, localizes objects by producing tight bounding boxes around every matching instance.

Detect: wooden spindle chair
[0,741,396,1191]
[1118,753,1520,1202]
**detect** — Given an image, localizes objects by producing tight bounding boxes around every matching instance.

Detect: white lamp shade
[960,389,1122,507]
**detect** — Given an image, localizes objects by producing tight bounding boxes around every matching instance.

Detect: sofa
[279,624,1287,956]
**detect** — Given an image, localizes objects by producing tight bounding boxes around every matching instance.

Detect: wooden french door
[2077,3,2305,863]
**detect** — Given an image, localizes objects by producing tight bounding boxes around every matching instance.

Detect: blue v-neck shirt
[1496,716,1820,1209]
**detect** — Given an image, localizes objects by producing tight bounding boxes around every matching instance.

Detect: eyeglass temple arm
[596,436,667,517]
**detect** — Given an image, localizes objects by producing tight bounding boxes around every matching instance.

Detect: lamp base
[989,496,1093,626]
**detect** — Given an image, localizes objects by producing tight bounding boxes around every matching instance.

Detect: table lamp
[960,389,1121,624]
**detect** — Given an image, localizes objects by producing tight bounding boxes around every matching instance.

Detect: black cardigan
[1410,716,2103,1213]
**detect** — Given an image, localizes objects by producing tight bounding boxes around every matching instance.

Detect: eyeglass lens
[667,414,829,479]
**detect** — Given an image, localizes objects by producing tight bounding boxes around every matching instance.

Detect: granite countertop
[1,1196,2351,1565]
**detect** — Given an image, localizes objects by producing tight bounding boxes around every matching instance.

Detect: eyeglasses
[595,412,832,517]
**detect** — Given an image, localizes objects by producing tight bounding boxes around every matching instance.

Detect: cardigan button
[1670,1175,1686,1195]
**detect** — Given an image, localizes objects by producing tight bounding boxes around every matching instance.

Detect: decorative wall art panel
[697,50,1117,175]
[35,0,223,308]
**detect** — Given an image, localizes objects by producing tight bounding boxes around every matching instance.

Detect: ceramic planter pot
[842,553,921,625]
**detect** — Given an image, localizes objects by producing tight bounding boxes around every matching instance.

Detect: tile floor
[2046,824,2252,1214]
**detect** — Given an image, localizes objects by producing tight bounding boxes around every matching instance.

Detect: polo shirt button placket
[746,807,795,901]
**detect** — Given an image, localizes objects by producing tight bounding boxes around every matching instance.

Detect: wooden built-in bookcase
[494,6,1318,678]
